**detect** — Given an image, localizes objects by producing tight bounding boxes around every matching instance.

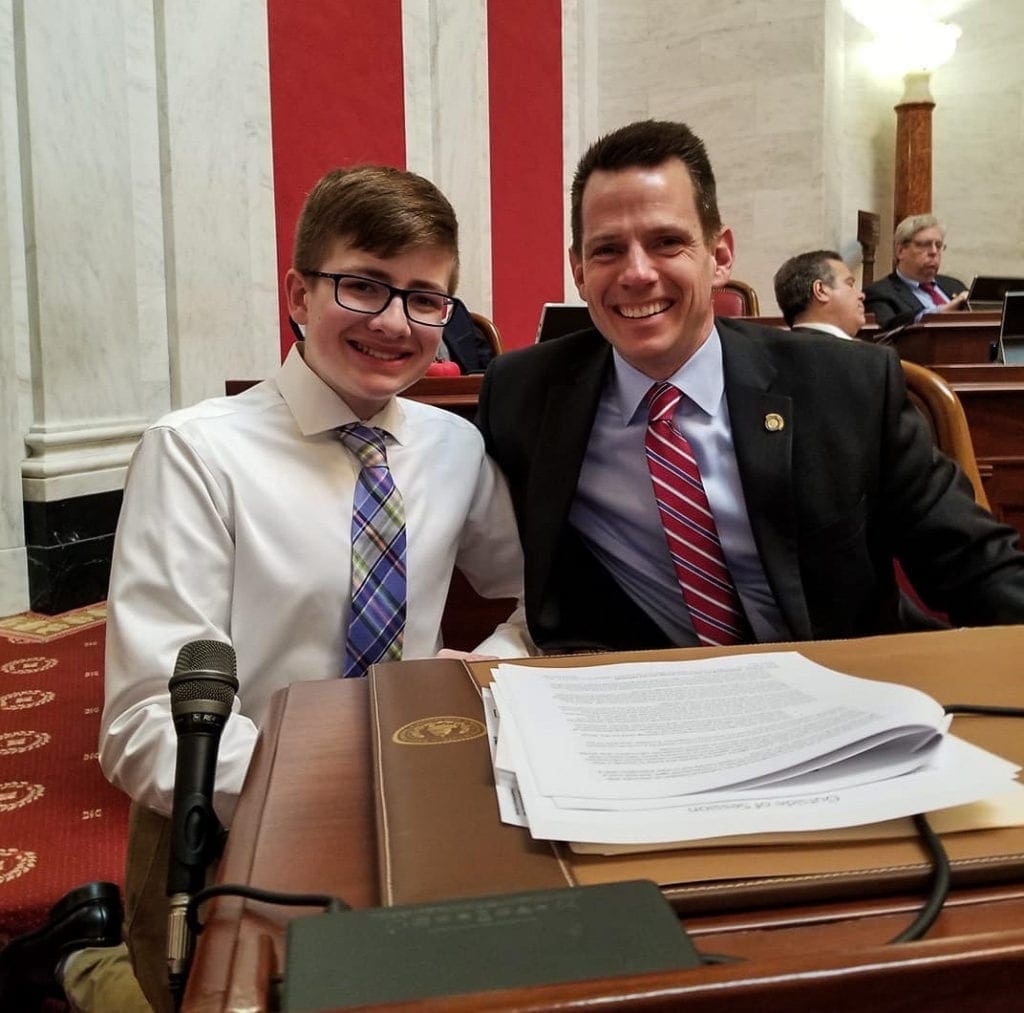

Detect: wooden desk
[185,628,1024,1012]
[876,312,1002,365]
[929,365,1024,536]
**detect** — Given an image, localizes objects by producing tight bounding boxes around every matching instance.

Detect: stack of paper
[483,652,1022,848]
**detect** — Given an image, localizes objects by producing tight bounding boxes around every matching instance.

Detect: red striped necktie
[920,282,946,306]
[644,382,748,647]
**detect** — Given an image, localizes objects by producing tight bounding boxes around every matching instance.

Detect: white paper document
[488,653,1022,846]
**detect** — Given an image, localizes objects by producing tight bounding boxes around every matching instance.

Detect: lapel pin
[764,413,785,432]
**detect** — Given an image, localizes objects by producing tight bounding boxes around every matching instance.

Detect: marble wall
[402,0,493,313]
[0,0,278,614]
[929,2,1024,280]
[581,0,1024,309]
[0,0,28,614]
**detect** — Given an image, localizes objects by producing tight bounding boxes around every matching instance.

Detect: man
[863,214,968,329]
[440,300,499,373]
[1,166,533,1010]
[774,250,866,339]
[478,119,1024,656]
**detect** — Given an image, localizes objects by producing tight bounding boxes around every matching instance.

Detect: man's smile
[616,299,672,319]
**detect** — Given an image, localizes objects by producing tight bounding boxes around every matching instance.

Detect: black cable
[945,704,1024,718]
[890,813,951,943]
[187,882,349,936]
[888,703,1024,944]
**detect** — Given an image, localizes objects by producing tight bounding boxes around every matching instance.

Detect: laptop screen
[997,291,1024,364]
[968,276,1024,306]
[535,303,594,343]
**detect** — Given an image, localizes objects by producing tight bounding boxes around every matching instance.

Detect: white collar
[274,343,408,441]
[794,321,854,341]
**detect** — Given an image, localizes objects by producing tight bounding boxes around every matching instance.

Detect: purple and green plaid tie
[337,425,407,678]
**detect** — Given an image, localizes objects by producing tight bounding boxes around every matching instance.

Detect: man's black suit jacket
[477,317,1024,653]
[863,271,967,330]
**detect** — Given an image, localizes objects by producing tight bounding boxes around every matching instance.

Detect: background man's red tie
[645,381,748,646]
[920,281,946,306]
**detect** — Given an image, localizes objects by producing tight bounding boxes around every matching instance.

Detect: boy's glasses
[304,271,459,326]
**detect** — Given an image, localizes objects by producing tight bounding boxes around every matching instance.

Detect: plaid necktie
[920,282,946,307]
[337,425,407,678]
[645,382,748,647]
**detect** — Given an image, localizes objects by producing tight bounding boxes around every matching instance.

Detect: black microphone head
[169,640,238,723]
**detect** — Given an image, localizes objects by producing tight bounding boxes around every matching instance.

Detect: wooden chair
[901,359,990,509]
[896,360,991,625]
[469,311,503,356]
[712,279,760,316]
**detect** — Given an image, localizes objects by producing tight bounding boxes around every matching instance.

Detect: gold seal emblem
[0,689,55,711]
[1,656,58,676]
[0,848,37,883]
[764,412,785,432]
[0,782,45,812]
[393,715,486,746]
[0,731,51,756]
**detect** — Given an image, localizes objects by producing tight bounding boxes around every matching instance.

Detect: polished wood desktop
[868,311,1002,365]
[184,628,1024,1012]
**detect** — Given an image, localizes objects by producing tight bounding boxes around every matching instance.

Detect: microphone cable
[186,882,350,938]
[891,701,1024,944]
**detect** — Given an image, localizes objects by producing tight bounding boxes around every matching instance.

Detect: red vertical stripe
[487,1,564,350]
[267,1,407,357]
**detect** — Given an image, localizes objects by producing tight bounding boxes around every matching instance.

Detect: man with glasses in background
[863,214,967,329]
[1,165,532,1011]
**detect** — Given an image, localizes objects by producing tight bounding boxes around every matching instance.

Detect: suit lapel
[525,340,612,602]
[891,272,922,315]
[719,322,813,639]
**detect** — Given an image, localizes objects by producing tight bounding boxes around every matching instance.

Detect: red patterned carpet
[0,605,129,942]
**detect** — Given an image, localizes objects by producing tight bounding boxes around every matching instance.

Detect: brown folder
[369,628,1024,913]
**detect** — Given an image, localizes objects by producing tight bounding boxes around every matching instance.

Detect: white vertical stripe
[402,0,492,318]
[560,0,598,301]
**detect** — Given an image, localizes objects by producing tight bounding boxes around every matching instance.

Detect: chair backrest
[901,359,990,510]
[712,279,760,316]
[469,312,503,356]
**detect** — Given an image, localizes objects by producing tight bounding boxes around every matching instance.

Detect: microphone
[165,640,238,1006]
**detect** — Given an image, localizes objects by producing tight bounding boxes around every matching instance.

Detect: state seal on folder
[393,715,486,746]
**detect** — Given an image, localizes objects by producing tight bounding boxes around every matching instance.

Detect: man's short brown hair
[773,250,843,327]
[570,120,722,252]
[292,165,460,290]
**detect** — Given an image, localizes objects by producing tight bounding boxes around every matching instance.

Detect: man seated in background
[440,300,499,373]
[863,214,968,329]
[773,249,866,339]
[478,119,1024,657]
[0,166,533,1011]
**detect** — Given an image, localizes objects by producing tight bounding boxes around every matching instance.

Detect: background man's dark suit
[441,302,498,373]
[478,317,1024,653]
[864,271,967,330]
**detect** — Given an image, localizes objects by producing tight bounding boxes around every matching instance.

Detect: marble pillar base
[23,490,122,614]
[0,546,30,617]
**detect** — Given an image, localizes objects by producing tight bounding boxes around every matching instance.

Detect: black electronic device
[967,276,1024,310]
[996,291,1024,364]
[281,880,700,1010]
[535,302,594,342]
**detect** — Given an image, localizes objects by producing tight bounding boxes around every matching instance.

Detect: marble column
[0,0,29,614]
[0,0,278,615]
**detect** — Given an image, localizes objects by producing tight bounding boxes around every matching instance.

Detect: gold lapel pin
[764,413,785,432]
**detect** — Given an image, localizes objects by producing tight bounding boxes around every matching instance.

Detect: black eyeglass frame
[302,270,460,327]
